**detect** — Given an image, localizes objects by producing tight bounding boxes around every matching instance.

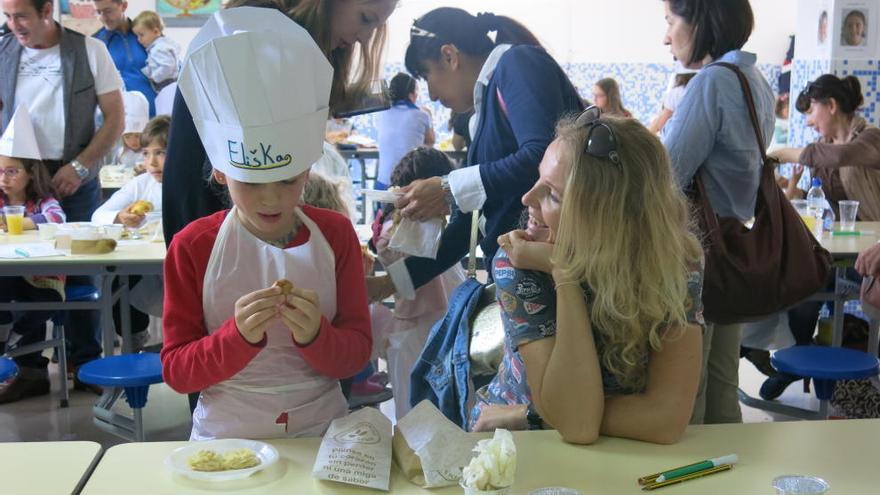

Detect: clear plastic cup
[838,200,859,231]
[2,205,25,235]
[460,482,511,495]
[528,488,583,495]
[102,224,124,240]
[36,222,59,240]
[772,475,830,494]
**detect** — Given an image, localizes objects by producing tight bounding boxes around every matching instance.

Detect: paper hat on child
[123,91,150,134]
[0,104,41,160]
[178,7,333,183]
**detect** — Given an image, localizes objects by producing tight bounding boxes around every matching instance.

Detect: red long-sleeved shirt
[160,207,371,394]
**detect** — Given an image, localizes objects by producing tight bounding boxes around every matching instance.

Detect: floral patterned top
[469,248,705,430]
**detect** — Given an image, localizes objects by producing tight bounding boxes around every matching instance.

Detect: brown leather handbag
[689,62,833,324]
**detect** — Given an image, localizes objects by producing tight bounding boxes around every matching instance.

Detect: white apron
[192,207,348,440]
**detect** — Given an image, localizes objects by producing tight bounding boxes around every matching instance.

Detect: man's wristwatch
[440,175,455,207]
[70,160,90,180]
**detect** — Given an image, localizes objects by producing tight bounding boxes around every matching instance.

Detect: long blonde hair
[286,0,390,112]
[552,116,702,391]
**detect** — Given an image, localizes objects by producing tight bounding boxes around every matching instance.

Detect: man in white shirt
[0,0,124,399]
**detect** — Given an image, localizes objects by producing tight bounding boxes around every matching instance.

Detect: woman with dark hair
[660,0,775,424]
[762,75,880,400]
[771,74,880,219]
[376,72,435,191]
[162,0,398,244]
[368,8,583,301]
[592,78,631,117]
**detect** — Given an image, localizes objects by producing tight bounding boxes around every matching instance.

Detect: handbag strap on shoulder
[710,62,767,160]
[467,210,481,279]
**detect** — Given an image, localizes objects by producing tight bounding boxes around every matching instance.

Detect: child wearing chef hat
[0,104,67,404]
[160,7,371,441]
[118,91,150,171]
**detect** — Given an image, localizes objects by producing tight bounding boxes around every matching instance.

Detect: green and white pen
[654,454,738,483]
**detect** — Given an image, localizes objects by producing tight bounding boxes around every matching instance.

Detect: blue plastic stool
[0,357,17,382]
[77,353,162,441]
[772,346,880,417]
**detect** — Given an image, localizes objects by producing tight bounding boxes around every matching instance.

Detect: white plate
[164,439,279,482]
[358,189,402,203]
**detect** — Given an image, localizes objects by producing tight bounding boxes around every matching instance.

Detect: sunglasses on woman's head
[574,106,621,166]
[795,80,832,113]
[410,24,437,39]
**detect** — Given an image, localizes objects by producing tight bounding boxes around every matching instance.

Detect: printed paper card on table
[312,407,392,491]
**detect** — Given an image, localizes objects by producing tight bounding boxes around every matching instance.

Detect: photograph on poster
[841,8,868,47]
[819,10,829,45]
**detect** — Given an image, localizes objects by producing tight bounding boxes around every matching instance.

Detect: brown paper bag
[392,424,427,485]
[70,239,117,254]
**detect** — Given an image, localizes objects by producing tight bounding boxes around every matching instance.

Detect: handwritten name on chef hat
[178,7,333,183]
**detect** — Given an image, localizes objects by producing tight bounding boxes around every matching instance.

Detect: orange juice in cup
[3,206,25,235]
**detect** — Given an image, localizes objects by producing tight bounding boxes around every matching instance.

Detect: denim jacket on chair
[409,278,485,429]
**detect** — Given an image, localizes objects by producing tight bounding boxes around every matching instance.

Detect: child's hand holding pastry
[234,287,283,344]
[117,200,153,227]
[279,286,322,345]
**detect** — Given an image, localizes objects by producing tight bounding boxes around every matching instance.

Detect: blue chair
[771,346,880,418]
[0,357,18,382]
[77,353,163,441]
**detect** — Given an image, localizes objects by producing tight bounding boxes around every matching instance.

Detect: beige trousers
[690,322,744,424]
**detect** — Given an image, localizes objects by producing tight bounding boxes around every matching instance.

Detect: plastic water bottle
[806,178,826,235]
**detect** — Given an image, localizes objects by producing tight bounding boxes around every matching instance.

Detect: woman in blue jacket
[368,8,583,301]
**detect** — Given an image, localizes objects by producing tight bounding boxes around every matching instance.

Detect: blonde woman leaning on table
[469,112,704,445]
[770,74,880,219]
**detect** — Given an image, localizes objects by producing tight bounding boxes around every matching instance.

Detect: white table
[0,441,102,494]
[0,231,165,355]
[0,232,165,439]
[739,222,880,418]
[81,420,879,494]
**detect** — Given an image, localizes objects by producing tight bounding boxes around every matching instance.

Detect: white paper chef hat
[123,91,150,134]
[0,104,41,160]
[178,7,333,183]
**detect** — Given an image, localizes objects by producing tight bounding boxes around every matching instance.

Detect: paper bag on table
[70,239,117,254]
[312,407,392,491]
[389,217,444,259]
[392,400,478,487]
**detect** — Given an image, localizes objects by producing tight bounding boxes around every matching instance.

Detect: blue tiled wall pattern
[351,62,782,143]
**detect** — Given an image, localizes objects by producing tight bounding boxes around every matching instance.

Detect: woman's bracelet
[554,280,581,291]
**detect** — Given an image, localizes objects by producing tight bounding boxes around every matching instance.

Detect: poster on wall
[157,0,221,25]
[835,1,878,58]
[795,0,833,59]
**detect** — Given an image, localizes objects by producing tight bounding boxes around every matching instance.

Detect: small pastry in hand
[272,279,294,295]
[129,200,154,216]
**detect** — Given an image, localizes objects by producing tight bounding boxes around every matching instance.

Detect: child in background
[93,115,170,351]
[0,106,66,403]
[301,172,393,407]
[649,64,696,134]
[118,91,150,171]
[132,11,181,92]
[372,147,466,419]
[161,16,371,440]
